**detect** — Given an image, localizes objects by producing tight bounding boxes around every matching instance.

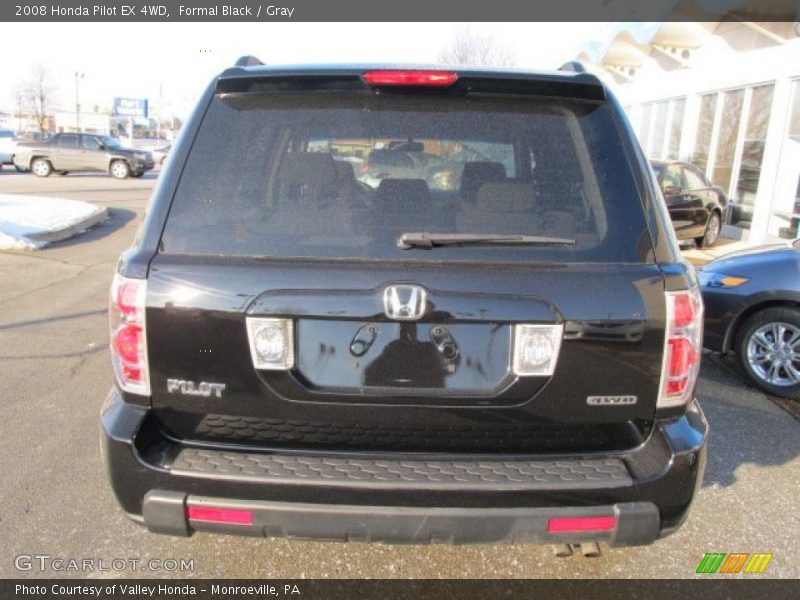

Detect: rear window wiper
[398,232,576,249]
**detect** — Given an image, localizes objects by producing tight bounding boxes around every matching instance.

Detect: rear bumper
[101,388,707,545]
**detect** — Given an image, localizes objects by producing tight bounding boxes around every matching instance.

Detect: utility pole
[74,71,85,132]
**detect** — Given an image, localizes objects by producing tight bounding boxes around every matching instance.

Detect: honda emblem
[383,285,427,321]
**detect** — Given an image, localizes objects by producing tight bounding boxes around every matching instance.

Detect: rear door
[80,134,107,171]
[680,165,715,236]
[53,133,80,170]
[146,76,667,455]
[660,164,696,238]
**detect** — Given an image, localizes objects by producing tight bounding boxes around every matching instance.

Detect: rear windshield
[161,92,649,263]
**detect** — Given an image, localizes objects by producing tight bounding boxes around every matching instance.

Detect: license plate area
[294,320,515,395]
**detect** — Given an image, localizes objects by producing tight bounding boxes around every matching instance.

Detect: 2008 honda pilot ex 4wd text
[101,59,708,547]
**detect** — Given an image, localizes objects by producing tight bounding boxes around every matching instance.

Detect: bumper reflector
[187,506,253,525]
[547,516,616,533]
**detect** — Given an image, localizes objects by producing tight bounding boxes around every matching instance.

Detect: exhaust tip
[553,543,574,558]
[579,541,602,558]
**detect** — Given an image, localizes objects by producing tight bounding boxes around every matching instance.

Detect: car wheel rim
[33,161,47,176]
[747,322,800,387]
[704,214,720,246]
[112,163,127,178]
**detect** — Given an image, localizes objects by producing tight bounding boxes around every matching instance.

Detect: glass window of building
[692,94,717,172]
[711,88,744,193]
[667,98,686,160]
[650,101,669,158]
[788,80,800,223]
[639,103,653,151]
[789,81,800,143]
[731,84,774,226]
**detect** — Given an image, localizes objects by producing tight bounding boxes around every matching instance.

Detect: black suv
[102,59,707,548]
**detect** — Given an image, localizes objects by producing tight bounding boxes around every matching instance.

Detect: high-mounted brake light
[109,273,150,395]
[658,288,704,408]
[362,70,459,87]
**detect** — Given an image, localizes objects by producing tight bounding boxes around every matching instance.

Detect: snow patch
[0,194,106,250]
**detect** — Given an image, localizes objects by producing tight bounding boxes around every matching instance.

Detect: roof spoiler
[559,61,587,73]
[235,55,264,67]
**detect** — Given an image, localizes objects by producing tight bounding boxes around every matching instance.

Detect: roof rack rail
[559,61,587,73]
[235,55,264,67]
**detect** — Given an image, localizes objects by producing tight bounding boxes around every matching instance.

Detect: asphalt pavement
[0,168,797,578]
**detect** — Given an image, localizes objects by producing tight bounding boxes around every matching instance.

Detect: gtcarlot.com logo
[696,552,773,574]
[14,554,194,573]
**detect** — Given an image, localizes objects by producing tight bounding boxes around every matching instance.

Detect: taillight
[658,288,703,408]
[109,273,150,395]
[361,70,459,87]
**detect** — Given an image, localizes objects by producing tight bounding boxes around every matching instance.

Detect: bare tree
[18,64,58,134]
[438,27,516,68]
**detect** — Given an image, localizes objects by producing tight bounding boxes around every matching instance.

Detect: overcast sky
[0,22,613,118]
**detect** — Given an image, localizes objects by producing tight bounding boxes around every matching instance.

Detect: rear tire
[59,171,70,176]
[695,212,721,248]
[109,160,130,180]
[130,171,144,178]
[31,158,52,177]
[737,307,800,399]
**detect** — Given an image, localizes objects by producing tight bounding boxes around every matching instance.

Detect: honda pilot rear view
[102,60,707,547]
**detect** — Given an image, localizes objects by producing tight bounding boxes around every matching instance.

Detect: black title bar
[2,0,800,22]
[3,579,800,600]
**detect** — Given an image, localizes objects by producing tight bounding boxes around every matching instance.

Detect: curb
[25,206,109,244]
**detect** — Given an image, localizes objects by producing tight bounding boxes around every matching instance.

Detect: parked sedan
[699,240,800,398]
[150,143,171,166]
[652,160,727,247]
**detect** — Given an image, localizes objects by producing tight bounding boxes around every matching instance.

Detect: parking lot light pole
[74,71,85,132]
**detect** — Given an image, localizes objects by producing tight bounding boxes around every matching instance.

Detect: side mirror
[663,184,681,196]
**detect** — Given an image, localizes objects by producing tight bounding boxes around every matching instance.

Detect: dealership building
[577,21,800,242]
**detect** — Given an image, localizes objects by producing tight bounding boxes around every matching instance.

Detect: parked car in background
[0,129,22,171]
[150,143,171,166]
[651,160,727,247]
[700,239,800,398]
[359,145,440,188]
[14,132,154,179]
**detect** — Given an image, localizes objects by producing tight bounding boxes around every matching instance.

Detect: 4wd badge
[587,395,638,406]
